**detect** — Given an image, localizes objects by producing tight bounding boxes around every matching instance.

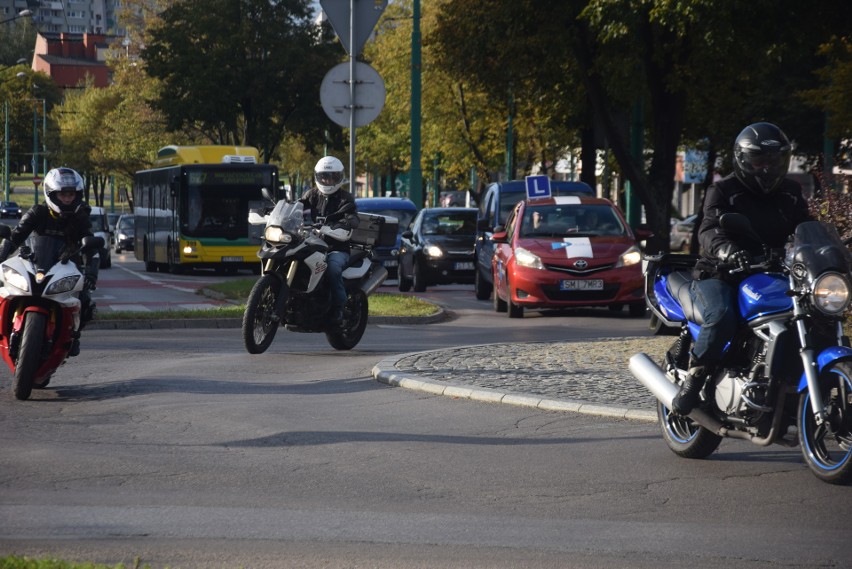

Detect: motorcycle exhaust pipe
[628,353,725,434]
[361,265,388,297]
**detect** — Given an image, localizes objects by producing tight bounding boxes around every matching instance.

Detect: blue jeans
[326,251,349,318]
[689,278,739,365]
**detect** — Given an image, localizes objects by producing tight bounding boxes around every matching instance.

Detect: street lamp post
[2,11,33,200]
[0,9,32,25]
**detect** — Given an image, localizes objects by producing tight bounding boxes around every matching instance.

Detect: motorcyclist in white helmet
[0,167,99,356]
[298,156,360,328]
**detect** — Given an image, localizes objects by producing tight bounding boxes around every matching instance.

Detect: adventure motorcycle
[242,191,393,353]
[0,226,103,400]
[630,214,852,484]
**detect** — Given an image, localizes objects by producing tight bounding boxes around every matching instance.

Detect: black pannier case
[351,212,398,248]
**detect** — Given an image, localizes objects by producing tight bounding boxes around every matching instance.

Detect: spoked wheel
[657,360,722,459]
[13,312,47,401]
[326,289,369,350]
[798,361,852,485]
[242,275,284,354]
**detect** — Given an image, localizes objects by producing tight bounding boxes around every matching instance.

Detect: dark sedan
[398,207,477,292]
[0,201,22,218]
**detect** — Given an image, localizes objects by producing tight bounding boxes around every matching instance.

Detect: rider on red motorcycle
[0,167,98,355]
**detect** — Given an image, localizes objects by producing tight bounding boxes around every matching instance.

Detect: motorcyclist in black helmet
[0,167,99,356]
[671,122,812,416]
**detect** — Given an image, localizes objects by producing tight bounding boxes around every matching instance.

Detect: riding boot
[671,361,707,416]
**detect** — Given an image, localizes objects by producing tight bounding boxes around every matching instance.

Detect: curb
[371,351,657,423]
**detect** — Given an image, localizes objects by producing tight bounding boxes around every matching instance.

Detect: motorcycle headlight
[811,272,851,315]
[424,245,443,258]
[2,266,29,292]
[46,275,81,295]
[514,247,543,270]
[615,245,642,268]
[264,226,292,244]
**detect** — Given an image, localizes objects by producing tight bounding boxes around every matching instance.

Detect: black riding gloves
[727,249,752,272]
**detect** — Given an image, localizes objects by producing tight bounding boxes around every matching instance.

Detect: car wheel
[398,270,412,292]
[412,260,427,293]
[474,268,492,300]
[492,271,507,313]
[506,277,524,318]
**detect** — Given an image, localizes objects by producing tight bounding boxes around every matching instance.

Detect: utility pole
[409,0,422,208]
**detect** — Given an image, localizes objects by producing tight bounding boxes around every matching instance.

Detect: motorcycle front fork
[791,277,828,425]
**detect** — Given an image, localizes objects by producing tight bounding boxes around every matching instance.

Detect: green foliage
[142,0,340,162]
[0,19,37,67]
[0,557,140,569]
[810,190,852,243]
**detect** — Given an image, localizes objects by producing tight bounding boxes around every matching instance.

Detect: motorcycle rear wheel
[326,289,368,350]
[657,401,723,459]
[242,274,283,354]
[13,312,47,401]
[798,361,852,485]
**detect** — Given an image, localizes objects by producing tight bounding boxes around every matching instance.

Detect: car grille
[446,249,474,256]
[543,263,616,276]
[540,284,620,301]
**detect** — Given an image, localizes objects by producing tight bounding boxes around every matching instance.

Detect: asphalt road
[0,256,850,569]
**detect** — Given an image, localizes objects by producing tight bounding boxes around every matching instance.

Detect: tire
[798,361,852,485]
[398,272,412,292]
[326,289,368,350]
[13,312,47,401]
[412,260,427,293]
[144,241,157,273]
[474,268,492,300]
[656,355,722,459]
[242,274,283,354]
[493,271,507,313]
[168,241,183,274]
[506,277,523,318]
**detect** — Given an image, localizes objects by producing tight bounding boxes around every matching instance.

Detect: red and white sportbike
[0,226,103,400]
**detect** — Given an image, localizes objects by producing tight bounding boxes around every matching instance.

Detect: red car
[491,196,650,318]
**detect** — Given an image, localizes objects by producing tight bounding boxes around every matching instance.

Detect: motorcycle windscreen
[738,273,792,321]
[788,221,852,278]
[25,235,66,272]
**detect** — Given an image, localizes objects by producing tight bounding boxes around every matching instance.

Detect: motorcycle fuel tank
[738,273,792,321]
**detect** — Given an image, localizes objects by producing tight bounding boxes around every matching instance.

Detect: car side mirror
[82,235,105,250]
[634,226,653,241]
[492,230,508,243]
[402,230,413,239]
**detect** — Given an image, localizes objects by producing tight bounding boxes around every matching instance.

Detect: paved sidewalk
[372,336,674,422]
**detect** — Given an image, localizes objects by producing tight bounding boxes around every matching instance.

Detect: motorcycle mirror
[720,213,761,242]
[0,225,10,240]
[261,187,276,205]
[82,236,105,250]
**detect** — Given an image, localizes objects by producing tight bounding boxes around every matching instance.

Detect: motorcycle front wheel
[326,289,368,350]
[13,311,47,400]
[242,274,284,354]
[798,361,852,485]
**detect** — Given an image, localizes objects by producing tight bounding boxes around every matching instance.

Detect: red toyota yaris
[491,196,650,318]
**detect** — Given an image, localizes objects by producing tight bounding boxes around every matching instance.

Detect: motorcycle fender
[12,306,50,334]
[797,346,852,392]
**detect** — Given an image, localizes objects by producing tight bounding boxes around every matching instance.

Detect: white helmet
[314,156,346,195]
[44,167,84,216]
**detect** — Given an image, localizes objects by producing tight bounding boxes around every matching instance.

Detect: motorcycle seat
[665,270,704,325]
[347,249,370,268]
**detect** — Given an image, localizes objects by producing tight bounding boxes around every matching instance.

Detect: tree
[142,0,340,162]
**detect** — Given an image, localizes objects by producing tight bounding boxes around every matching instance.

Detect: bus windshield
[181,167,274,239]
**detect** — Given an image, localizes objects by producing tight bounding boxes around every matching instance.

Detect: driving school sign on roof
[525,175,552,200]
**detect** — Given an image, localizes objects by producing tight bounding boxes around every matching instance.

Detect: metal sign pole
[348,0,356,195]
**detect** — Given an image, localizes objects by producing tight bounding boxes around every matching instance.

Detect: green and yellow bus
[133,145,279,273]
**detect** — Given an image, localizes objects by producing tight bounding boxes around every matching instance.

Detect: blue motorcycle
[630,214,852,484]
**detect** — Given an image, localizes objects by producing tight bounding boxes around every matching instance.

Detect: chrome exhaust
[361,265,388,296]
[629,353,725,434]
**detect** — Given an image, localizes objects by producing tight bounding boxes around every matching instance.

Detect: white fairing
[303,251,328,293]
[342,258,370,280]
[0,253,85,331]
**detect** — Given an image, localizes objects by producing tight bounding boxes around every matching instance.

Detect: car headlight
[514,247,543,270]
[615,245,642,268]
[811,272,851,315]
[46,275,81,295]
[3,266,29,292]
[424,245,443,258]
[264,226,292,244]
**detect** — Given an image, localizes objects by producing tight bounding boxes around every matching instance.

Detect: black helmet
[43,167,84,216]
[733,122,792,196]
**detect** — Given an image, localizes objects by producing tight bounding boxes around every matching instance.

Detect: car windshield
[520,204,626,237]
[89,214,107,231]
[117,217,134,230]
[421,211,477,235]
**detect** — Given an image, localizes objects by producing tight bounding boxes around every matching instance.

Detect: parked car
[398,207,477,292]
[87,206,112,268]
[0,201,22,218]
[670,213,697,252]
[355,197,418,279]
[114,214,135,253]
[491,196,651,318]
[474,179,595,300]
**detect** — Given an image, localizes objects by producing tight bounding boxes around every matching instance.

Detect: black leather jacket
[298,188,360,254]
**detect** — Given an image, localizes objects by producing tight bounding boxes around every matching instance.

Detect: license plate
[560,279,603,291]
[454,261,474,270]
[383,260,398,268]
[221,256,243,262]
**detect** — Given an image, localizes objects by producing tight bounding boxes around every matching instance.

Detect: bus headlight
[46,275,81,295]
[264,226,293,244]
[811,272,851,315]
[3,267,29,292]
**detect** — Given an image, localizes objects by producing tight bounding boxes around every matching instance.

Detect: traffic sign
[320,61,386,128]
[319,0,388,56]
[32,176,42,186]
[525,175,551,200]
